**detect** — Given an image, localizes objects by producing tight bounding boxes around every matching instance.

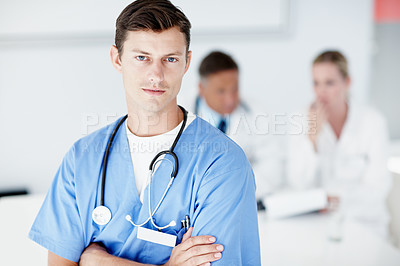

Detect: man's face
[199,69,239,115]
[111,27,191,114]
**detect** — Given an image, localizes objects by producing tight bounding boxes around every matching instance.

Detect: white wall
[371,24,400,139]
[0,0,374,193]
[179,0,374,113]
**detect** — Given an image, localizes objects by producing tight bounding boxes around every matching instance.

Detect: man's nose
[148,61,164,85]
[224,92,237,107]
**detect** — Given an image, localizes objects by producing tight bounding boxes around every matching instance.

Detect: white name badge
[137,227,177,247]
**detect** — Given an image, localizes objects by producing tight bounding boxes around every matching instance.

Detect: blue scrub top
[29,116,261,265]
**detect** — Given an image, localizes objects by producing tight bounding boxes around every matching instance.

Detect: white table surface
[0,194,47,266]
[258,212,400,266]
[1,194,400,266]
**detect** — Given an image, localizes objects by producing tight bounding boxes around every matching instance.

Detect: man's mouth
[143,88,166,96]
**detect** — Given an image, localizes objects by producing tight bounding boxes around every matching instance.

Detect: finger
[181,227,193,243]
[313,100,323,112]
[331,197,340,203]
[182,244,224,262]
[179,235,217,251]
[317,103,328,117]
[188,251,222,265]
[327,196,340,204]
[310,102,317,110]
[315,103,325,115]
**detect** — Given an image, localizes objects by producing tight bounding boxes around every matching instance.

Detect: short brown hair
[313,50,349,78]
[115,0,191,56]
[199,51,239,79]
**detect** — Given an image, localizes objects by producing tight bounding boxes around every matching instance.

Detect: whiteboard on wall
[0,0,290,41]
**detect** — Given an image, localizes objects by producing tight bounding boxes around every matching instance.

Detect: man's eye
[136,56,147,61]
[166,57,177,63]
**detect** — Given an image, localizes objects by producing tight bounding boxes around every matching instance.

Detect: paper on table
[265,189,327,219]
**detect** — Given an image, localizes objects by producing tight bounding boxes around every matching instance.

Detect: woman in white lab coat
[287,50,391,237]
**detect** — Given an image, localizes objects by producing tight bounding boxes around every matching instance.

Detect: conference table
[258,211,400,266]
[1,194,399,265]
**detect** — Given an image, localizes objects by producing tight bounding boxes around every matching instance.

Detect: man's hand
[320,195,341,213]
[164,227,224,266]
[79,228,223,266]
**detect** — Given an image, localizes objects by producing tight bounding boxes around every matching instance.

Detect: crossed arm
[48,228,224,266]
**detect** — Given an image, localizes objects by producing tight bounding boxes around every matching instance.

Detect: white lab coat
[286,102,391,237]
[186,96,284,199]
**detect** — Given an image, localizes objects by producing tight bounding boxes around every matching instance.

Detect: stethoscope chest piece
[92,205,112,225]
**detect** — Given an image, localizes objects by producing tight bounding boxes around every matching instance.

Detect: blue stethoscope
[92,106,188,229]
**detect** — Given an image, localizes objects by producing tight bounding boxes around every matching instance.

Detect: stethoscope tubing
[97,106,187,228]
[100,115,128,206]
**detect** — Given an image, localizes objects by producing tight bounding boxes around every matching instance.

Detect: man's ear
[184,50,192,74]
[199,81,205,97]
[345,76,351,93]
[110,45,122,73]
[345,76,351,87]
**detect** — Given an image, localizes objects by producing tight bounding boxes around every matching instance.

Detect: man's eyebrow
[165,51,184,57]
[131,49,151,55]
[131,49,183,57]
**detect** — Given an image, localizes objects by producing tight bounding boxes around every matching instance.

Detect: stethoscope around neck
[92,106,188,229]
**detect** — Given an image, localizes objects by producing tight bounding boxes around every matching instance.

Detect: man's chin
[222,108,235,115]
[141,99,174,114]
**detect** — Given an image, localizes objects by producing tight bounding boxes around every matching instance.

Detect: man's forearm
[79,243,156,266]
[79,230,222,266]
[87,254,155,266]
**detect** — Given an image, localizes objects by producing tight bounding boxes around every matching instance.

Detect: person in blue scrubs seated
[28,0,261,265]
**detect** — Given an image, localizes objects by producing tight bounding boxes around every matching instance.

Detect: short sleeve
[192,160,261,265]
[29,146,85,262]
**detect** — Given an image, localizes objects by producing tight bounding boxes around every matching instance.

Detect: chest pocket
[137,225,186,264]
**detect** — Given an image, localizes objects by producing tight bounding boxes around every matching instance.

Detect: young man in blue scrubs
[29,1,261,265]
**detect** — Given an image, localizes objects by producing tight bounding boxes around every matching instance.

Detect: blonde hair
[313,50,349,78]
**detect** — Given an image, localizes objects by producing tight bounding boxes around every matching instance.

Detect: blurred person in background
[286,50,391,238]
[192,51,284,205]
